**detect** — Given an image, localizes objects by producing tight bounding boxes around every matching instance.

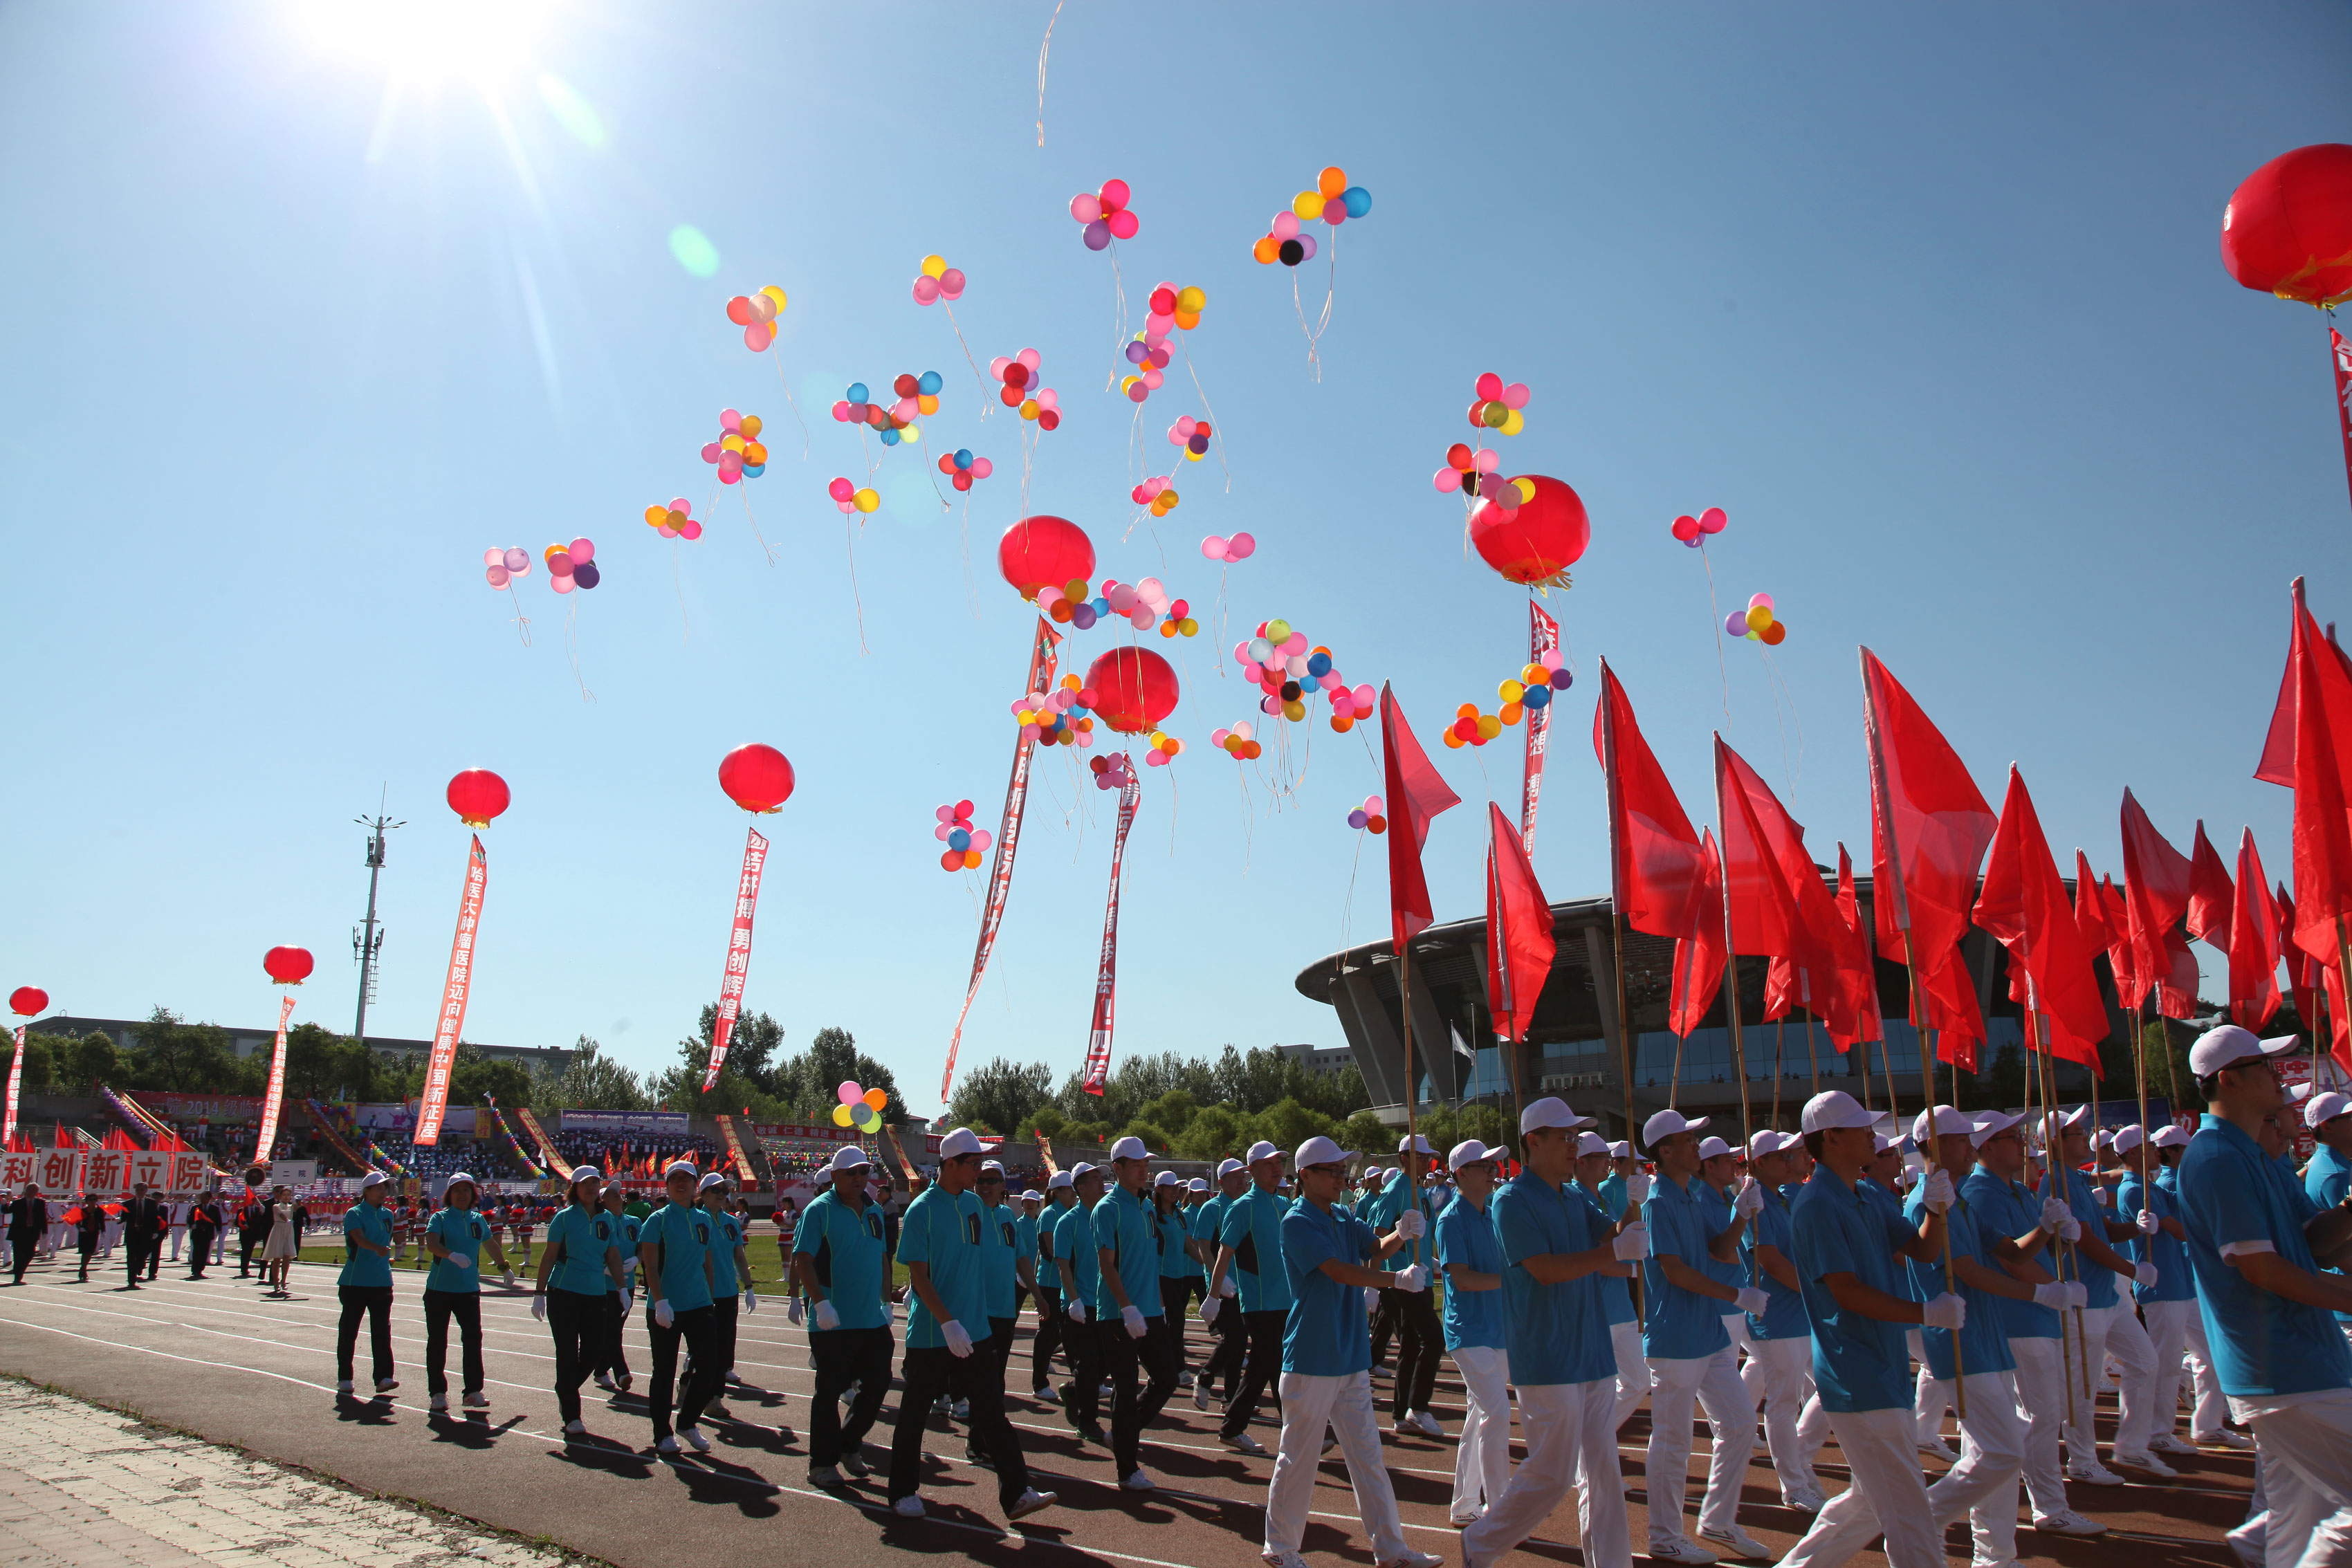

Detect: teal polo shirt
[638,1200,716,1312]
[1572,1180,1638,1328]
[793,1189,887,1331]
[1051,1199,1100,1302]
[2306,1145,2352,1323]
[899,1185,989,1349]
[1092,1183,1164,1318]
[1156,1201,1194,1280]
[1015,1208,1040,1280]
[1282,1199,1378,1376]
[1902,1184,2013,1381]
[2118,1171,2193,1304]
[1700,1180,1745,1294]
[425,1206,488,1293]
[1220,1186,1294,1313]
[1597,1173,1629,1222]
[1433,1190,1505,1351]
[1742,1183,1807,1341]
[1491,1171,1615,1386]
[1960,1168,2059,1338]
[1182,1201,1211,1276]
[544,1203,618,1296]
[982,1199,1021,1319]
[612,1212,641,1291]
[1642,1173,1730,1361]
[2179,1114,2352,1398]
[1195,1192,1232,1281]
[1789,1165,1915,1412]
[341,1201,393,1289]
[2058,1165,2120,1310]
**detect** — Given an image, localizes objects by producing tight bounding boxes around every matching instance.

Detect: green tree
[446,1043,535,1109]
[281,1022,376,1103]
[1137,1087,1198,1137]
[1337,1108,1391,1154]
[948,1058,1055,1136]
[1243,1098,1336,1156]
[128,1008,241,1092]
[64,1031,119,1089]
[540,1035,650,1112]
[1174,1103,1244,1161]
[1119,1118,1172,1154]
[770,1026,904,1125]
[4,1033,58,1094]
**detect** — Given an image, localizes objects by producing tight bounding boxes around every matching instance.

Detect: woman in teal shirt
[594,1183,638,1394]
[423,1172,513,1414]
[638,1161,722,1453]
[692,1174,756,1404]
[533,1166,623,1437]
[336,1171,398,1398]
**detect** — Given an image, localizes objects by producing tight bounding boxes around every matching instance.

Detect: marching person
[1738,1129,1822,1511]
[1154,1171,1198,1385]
[2305,1089,2352,1356]
[972,1159,1025,1456]
[2154,1122,2245,1448]
[1260,1134,1439,1568]
[1193,1159,1249,1412]
[1031,1170,1075,1399]
[1210,1141,1294,1455]
[691,1172,755,1405]
[1572,1130,1649,1433]
[1435,1138,1510,1529]
[2041,1105,2160,1485]
[187,1188,221,1280]
[6,1184,45,1286]
[773,1194,800,1309]
[1365,1135,1444,1436]
[423,1172,513,1412]
[167,1196,190,1266]
[887,1127,1057,1523]
[594,1183,638,1393]
[122,1182,164,1289]
[796,1145,892,1487]
[2112,1123,2201,1465]
[1015,1187,1043,1329]
[1182,1176,1213,1368]
[1093,1135,1177,1492]
[1051,1163,1108,1444]
[638,1160,721,1454]
[336,1170,398,1399]
[532,1165,623,1439]
[75,1192,103,1282]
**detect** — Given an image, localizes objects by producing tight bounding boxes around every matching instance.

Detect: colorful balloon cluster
[1727,593,1788,647]
[1347,795,1388,834]
[1236,620,1375,730]
[1166,414,1214,461]
[1011,674,1099,748]
[1089,752,1134,791]
[1131,476,1179,515]
[1444,703,1505,748]
[724,286,789,351]
[544,537,600,594]
[911,255,967,306]
[701,409,767,483]
[833,1080,887,1133]
[1158,602,1200,638]
[832,374,939,446]
[1200,532,1256,564]
[1434,442,1503,496]
[1253,167,1370,266]
[1211,721,1262,760]
[1070,178,1139,250]
[1467,372,1531,436]
[483,546,532,589]
[827,477,881,515]
[932,800,993,871]
[643,499,703,540]
[1141,729,1182,768]
[1036,574,1179,631]
[1671,506,1729,546]
[990,350,1061,430]
[1118,281,1207,403]
[1499,651,1572,717]
[935,448,995,491]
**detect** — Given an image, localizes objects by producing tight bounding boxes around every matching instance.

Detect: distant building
[1273,1042,1356,1080]
[33,1015,573,1076]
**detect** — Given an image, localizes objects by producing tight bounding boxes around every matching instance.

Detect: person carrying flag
[1209,1141,1294,1455]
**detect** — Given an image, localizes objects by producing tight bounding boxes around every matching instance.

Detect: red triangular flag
[1593,661,1708,940]
[2188,822,2236,950]
[1974,767,2108,1069]
[1380,683,1462,952]
[1485,802,1556,1046]
[1830,844,1886,1048]
[1669,831,1727,1037]
[1718,738,1869,1044]
[2230,829,2284,1029]
[2120,791,2200,1018]
[2257,579,2352,970]
[2099,875,2142,1009]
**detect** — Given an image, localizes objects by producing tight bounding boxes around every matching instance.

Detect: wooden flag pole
[1772,1016,1786,1130]
[2026,994,2077,1427]
[1900,933,1964,1415]
[1597,657,1646,1327]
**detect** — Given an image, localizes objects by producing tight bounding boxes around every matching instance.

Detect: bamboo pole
[1899,935,1963,1414]
[2027,995,2078,1427]
[1596,657,1645,1327]
[1772,1016,1786,1131]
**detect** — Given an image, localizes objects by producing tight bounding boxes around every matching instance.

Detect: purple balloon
[1725,611,1748,637]
[1296,233,1318,261]
[573,560,600,590]
[1083,220,1112,251]
[1348,809,1368,829]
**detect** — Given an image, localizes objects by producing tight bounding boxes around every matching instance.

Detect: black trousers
[1369,1287,1398,1367]
[1159,1276,1202,1369]
[239,1232,261,1275]
[807,1324,892,1467]
[591,1291,630,1381]
[187,1226,215,1278]
[423,1289,484,1396]
[546,1288,601,1423]
[1220,1309,1287,1440]
[337,1285,394,1386]
[1200,1293,1244,1397]
[1029,1286,1063,1388]
[890,1341,1029,1508]
[125,1233,158,1286]
[1096,1315,1177,1476]
[8,1231,36,1284]
[686,1293,739,1387]
[1060,1302,1104,1429]
[1382,1286,1441,1417]
[645,1301,719,1441]
[986,1311,1017,1394]
[76,1238,98,1279]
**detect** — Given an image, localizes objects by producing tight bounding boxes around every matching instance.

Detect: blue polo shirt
[1363,1177,1437,1270]
[1902,1185,2013,1381]
[1036,1198,1071,1281]
[898,1185,988,1349]
[1597,1173,1629,1222]
[2118,1171,2194,1305]
[1700,1180,1745,1295]
[2179,1114,2352,1398]
[1741,1183,1807,1341]
[1434,1191,1505,1350]
[425,1206,489,1293]
[1491,1171,1615,1386]
[2306,1145,2352,1324]
[1642,1172,1730,1361]
[1574,1180,1638,1327]
[2058,1165,2120,1310]
[638,1201,715,1312]
[982,1199,1021,1320]
[1092,1183,1164,1318]
[1015,1208,1040,1283]
[1960,1168,2059,1338]
[342,1201,393,1289]
[1052,1199,1101,1304]
[705,1208,744,1295]
[1157,1201,1195,1280]
[1789,1165,1915,1413]
[1195,1192,1231,1282]
[1182,1201,1211,1276]
[1220,1186,1294,1312]
[1282,1198,1378,1376]
[545,1203,618,1296]
[794,1190,885,1329]
[612,1211,641,1291]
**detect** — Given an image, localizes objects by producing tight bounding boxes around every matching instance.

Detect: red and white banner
[2333,328,2352,518]
[252,994,297,1161]
[3,1026,23,1147]
[513,1105,570,1179]
[715,1113,752,1181]
[942,617,1064,1103]
[1,1147,212,1199]
[702,826,771,1090]
[416,835,487,1147]
[1081,771,1143,1095]
[1522,600,1560,853]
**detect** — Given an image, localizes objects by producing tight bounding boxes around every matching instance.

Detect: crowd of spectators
[547,1128,719,1172]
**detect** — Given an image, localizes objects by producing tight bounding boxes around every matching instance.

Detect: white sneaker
[1918,1436,1960,1462]
[2066,1460,2125,1486]
[1390,1414,1415,1437]
[1698,1526,1770,1560]
[1222,1432,1265,1454]
[1375,1552,1441,1568]
[1411,1409,1444,1438]
[375,1378,398,1394]
[892,1496,926,1518]
[429,1394,448,1412]
[594,1374,616,1390]
[1193,1383,1211,1411]
[951,1399,970,1420]
[838,1452,870,1478]
[1782,1490,1826,1513]
[656,1435,681,1455]
[1648,1538,1719,1565]
[2034,1511,2108,1536]
[680,1426,710,1452]
[1120,1468,1155,1491]
[461,1389,490,1410]
[2113,1450,2180,1478]
[1177,1370,1195,1388]
[1262,1553,1312,1568]
[563,1420,586,1437]
[2198,1428,2255,1450]
[336,1379,355,1394]
[1007,1488,1058,1521]
[807,1466,841,1487]
[2148,1432,2200,1455]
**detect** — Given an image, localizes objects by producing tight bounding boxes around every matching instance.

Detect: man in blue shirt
[2306,1091,2352,1352]
[2041,1104,2160,1486]
[531,1166,623,1438]
[1435,1138,1509,1528]
[2153,1122,2241,1447]
[2178,1024,2352,1568]
[1260,1135,1437,1568]
[421,1172,513,1415]
[966,1160,1024,1464]
[690,1173,756,1408]
[1737,1130,1821,1511]
[1574,1131,1649,1434]
[1775,1091,1965,1568]
[1031,1170,1077,1399]
[795,1145,892,1486]
[2113,1123,2199,1466]
[1363,1134,1444,1438]
[1051,1164,1109,1443]
[1191,1163,1247,1410]
[637,1161,721,1453]
[1639,1107,1766,1563]
[1209,1141,1294,1454]
[1091,1136,1177,1492]
[335,1170,398,1399]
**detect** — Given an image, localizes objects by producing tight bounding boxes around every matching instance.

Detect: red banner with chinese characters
[1522,600,1561,853]
[2333,329,2352,517]
[415,836,487,1147]
[514,1105,570,1179]
[3,1026,23,1148]
[252,994,297,1161]
[1081,771,1143,1095]
[715,1112,753,1183]
[943,618,1063,1103]
[703,825,770,1091]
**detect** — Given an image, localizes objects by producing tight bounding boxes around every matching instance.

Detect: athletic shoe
[680,1426,710,1452]
[1221,1432,1265,1454]
[461,1390,490,1410]
[932,1394,951,1414]
[1030,1384,1053,1400]
[594,1374,616,1390]
[1193,1383,1211,1411]
[2113,1450,2180,1478]
[2148,1433,2200,1455]
[1917,1436,1960,1462]
[1320,1437,1337,1457]
[839,1452,870,1478]
[1007,1488,1059,1522]
[1411,1410,1443,1438]
[1449,1512,1483,1529]
[336,1380,355,1394]
[1120,1468,1155,1491]
[952,1399,970,1420]
[1375,1552,1441,1568]
[2066,1460,2125,1486]
[563,1421,586,1437]
[1698,1525,1770,1560]
[1647,1538,1718,1565]
[375,1379,398,1394]
[1390,1415,1416,1437]
[1078,1423,1109,1446]
[2032,1511,2108,1536]
[1177,1370,1194,1388]
[891,1497,926,1518]
[1099,1381,1114,1399]
[1781,1490,1826,1514]
[1262,1553,1313,1568]
[429,1395,448,1412]
[966,1450,995,1470]
[807,1466,842,1487]
[656,1436,681,1455]
[724,1372,744,1387]
[2198,1428,2255,1450]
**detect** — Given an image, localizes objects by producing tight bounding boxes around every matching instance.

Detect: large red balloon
[8,987,46,1017]
[1085,647,1180,734]
[263,946,314,985]
[718,743,796,813]
[2222,145,2352,308]
[1471,475,1590,589]
[998,515,1095,600]
[446,768,511,827]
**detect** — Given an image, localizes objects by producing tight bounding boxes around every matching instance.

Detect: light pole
[353,801,404,1049]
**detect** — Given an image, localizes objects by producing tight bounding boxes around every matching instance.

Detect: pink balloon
[502,547,529,573]
[744,323,773,351]
[485,565,509,588]
[1017,347,1040,371]
[1069,192,1101,223]
[1105,208,1139,241]
[988,356,1011,379]
[1433,468,1461,493]
[912,275,940,304]
[1099,178,1130,210]
[1502,383,1531,409]
[719,452,743,475]
[1323,202,1346,226]
[1296,233,1318,261]
[1475,373,1503,400]
[701,442,724,463]
[1748,593,1774,612]
[935,823,953,842]
[1474,449,1500,473]
[1699,506,1729,533]
[482,547,504,566]
[1352,683,1375,708]
[939,268,966,299]
[680,520,703,540]
[970,457,992,478]
[549,551,574,576]
[837,1080,863,1106]
[659,522,680,537]
[970,829,991,853]
[551,574,575,595]
[1271,211,1301,241]
[1034,389,1057,409]
[829,478,854,501]
[719,408,742,432]
[1227,533,1256,559]
[569,537,594,563]
[1200,536,1228,560]
[670,497,690,513]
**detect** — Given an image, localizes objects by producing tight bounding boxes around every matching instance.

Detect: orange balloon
[1317,166,1348,199]
[1251,234,1280,265]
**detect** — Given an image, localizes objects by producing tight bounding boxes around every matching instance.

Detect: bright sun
[291,0,551,84]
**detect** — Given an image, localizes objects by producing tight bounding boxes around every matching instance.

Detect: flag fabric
[2188,822,2236,949]
[1716,737,1870,1044]
[1380,684,1462,952]
[1485,801,1556,1046]
[1594,662,1709,939]
[2258,580,2352,972]
[2120,791,2201,1019]
[2098,875,2142,1009]
[2230,829,2284,1029]
[2279,883,2323,1032]
[1974,767,2108,1069]
[1669,832,1727,1037]
[1830,844,1886,1047]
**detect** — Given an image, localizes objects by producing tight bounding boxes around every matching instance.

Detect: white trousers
[1924,1370,2024,1567]
[2064,1300,2153,1464]
[1745,1335,1815,1500]
[1264,1372,1406,1560]
[1464,1378,1628,1568]
[2128,1299,2194,1454]
[1610,1320,1649,1431]
[2007,1334,2074,1520]
[167,1225,185,1261]
[2243,1387,2352,1568]
[1449,1345,1512,1522]
[1778,1406,1945,1568]
[1911,1365,1951,1445]
[1644,1350,1755,1546]
[2183,1307,2229,1435]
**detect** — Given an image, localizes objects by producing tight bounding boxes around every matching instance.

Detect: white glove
[741,1288,756,1312]
[1920,1168,1955,1212]
[2031,1280,2086,1309]
[1200,1295,1221,1325]
[1121,1304,1147,1338]
[2039,1198,2073,1235]
[884,1299,897,1324]
[1066,1301,1087,1325]
[1734,1180,1765,1219]
[1612,1221,1649,1261]
[812,1299,840,1331]
[654,1299,674,1329]
[1626,1172,1653,1206]
[1734,1286,1769,1316]
[453,1252,475,1270]
[942,1319,975,1358]
[1218,1275,1236,1298]
[621,1289,635,1316]
[787,1295,805,1325]
[1920,1293,1967,1331]
[2135,1209,2160,1237]
[1395,1264,1428,1293]
[1363,1286,1381,1311]
[531,1295,546,1322]
[1394,1209,1426,1239]
[2098,1185,2115,1206]
[2133,1262,2158,1289]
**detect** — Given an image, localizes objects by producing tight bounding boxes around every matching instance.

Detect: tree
[1174,1104,1244,1161]
[3,1033,57,1094]
[1029,1103,1068,1140]
[771,1026,905,1125]
[64,1031,118,1090]
[128,1008,244,1093]
[1119,1118,1172,1154]
[1136,1088,1198,1137]
[949,1058,1055,1136]
[1337,1109,1391,1154]
[281,1022,376,1103]
[1244,1098,1337,1156]
[540,1035,650,1112]
[445,1043,535,1109]
[672,1006,791,1100]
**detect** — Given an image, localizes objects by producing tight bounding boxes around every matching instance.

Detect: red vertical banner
[3,1026,21,1147]
[1081,772,1143,1095]
[415,836,487,1147]
[1521,601,1560,853]
[703,825,771,1090]
[2333,329,2352,517]
[942,618,1064,1103]
[252,994,297,1161]
[715,1112,752,1185]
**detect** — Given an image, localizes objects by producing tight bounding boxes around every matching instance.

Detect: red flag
[1485,802,1556,1045]
[2279,883,2322,1029]
[2230,829,2284,1029]
[1830,844,1886,1047]
[2188,822,2236,950]
[1974,768,2107,1069]
[2073,851,2114,950]
[1593,661,1707,939]
[1380,684,1462,952]
[2256,579,2352,972]
[1669,831,1727,1037]
[1716,737,1868,1043]
[2120,791,2201,1017]
[2099,875,2143,1009]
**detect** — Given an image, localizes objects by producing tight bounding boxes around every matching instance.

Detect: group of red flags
[1374,578,2352,1086]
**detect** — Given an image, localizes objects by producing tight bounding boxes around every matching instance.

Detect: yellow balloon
[832,1105,853,1126]
[854,488,880,513]
[1512,477,1536,504]
[760,284,788,313]
[1175,285,1206,313]
[1746,606,1773,633]
[1499,679,1525,703]
[1291,190,1325,221]
[1476,714,1503,740]
[921,254,948,279]
[1179,616,1197,636]
[899,423,920,442]
[721,433,745,453]
[1500,407,1525,436]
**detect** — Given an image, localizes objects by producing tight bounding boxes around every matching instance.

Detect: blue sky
[2,4,2346,1110]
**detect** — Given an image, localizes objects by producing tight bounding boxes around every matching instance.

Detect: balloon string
[737,486,778,566]
[563,599,595,703]
[506,584,533,647]
[1339,828,1362,952]
[843,516,870,656]
[1108,245,1129,379]
[1763,645,1804,802]
[1291,228,1337,381]
[1033,0,1063,148]
[1181,342,1231,492]
[941,301,990,413]
[1700,539,1729,718]
[769,350,809,459]
[671,542,689,645]
[1235,756,1255,874]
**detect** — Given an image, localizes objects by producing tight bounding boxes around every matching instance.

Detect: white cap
[697,1172,730,1192]
[1108,1136,1149,1163]
[829,1145,872,1172]
[567,1165,602,1185]
[1397,1133,1435,1154]
[1215,1159,1244,1179]
[2153,1125,2193,1149]
[1294,1135,1345,1168]
[1643,1107,1709,1148]
[1020,1189,1043,1201]
[1577,1130,1611,1157]
[1521,1095,1598,1134]
[2092,1128,2115,1149]
[1069,1162,1100,1181]
[360,1171,392,1189]
[2294,1080,2317,1103]
[2111,1125,2147,1154]
[1912,1105,1976,1141]
[1969,1108,2025,1147]
[1244,1141,1283,1165]
[938,1127,984,1160]
[1608,1140,1633,1159]
[1873,1133,1898,1154]
[1362,1168,1388,1186]
[1697,1135,1732,1160]
[981,1159,1006,1177]
[445,1171,477,1189]
[1801,1090,1876,1134]
[1748,1129,1792,1157]
[663,1160,698,1179]
[2189,1023,2303,1077]
[1448,1139,1494,1172]
[1187,1177,1209,1192]
[1046,1171,1074,1190]
[1154,1170,1181,1188]
[2310,1091,2352,1129]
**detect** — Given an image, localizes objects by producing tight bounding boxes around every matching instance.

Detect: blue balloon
[1091,597,1110,616]
[918,370,942,395]
[1523,684,1552,710]
[1306,652,1332,679]
[1342,186,1371,218]
[847,381,869,403]
[948,828,971,851]
[742,463,763,478]
[954,448,974,470]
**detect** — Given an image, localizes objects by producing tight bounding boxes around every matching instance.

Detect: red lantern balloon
[1084,647,1179,734]
[2221,145,2352,308]
[718,743,796,813]
[262,946,315,986]
[997,515,1095,601]
[446,768,511,827]
[8,987,46,1017]
[1470,475,1591,589]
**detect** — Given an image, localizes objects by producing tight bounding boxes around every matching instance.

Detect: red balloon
[718,743,796,813]
[998,515,1095,601]
[2221,145,2352,308]
[1470,475,1591,589]
[1084,647,1179,734]
[8,987,46,1017]
[262,946,315,985]
[445,768,511,827]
